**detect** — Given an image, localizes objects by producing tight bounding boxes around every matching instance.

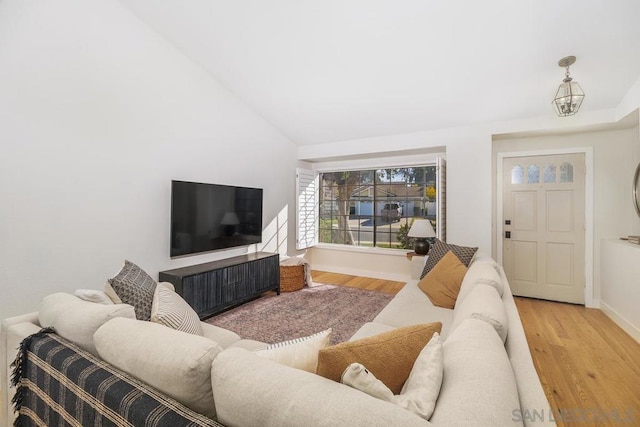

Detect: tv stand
[159,252,280,319]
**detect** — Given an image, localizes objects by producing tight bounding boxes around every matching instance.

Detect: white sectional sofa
[1,253,554,427]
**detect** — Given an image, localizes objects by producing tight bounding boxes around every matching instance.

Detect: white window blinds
[296,168,319,250]
[436,157,447,241]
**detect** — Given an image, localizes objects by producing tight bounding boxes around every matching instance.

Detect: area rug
[205,284,394,345]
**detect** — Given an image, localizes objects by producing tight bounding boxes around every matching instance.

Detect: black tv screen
[170,180,263,258]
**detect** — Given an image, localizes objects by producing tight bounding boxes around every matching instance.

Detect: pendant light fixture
[552,56,585,117]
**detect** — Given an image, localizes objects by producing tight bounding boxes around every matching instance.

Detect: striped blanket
[11,329,223,427]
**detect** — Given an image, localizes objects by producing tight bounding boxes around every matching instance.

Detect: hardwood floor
[313,270,640,426]
[312,270,405,294]
[515,297,640,427]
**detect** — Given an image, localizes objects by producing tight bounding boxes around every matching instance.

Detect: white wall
[492,127,640,305]
[0,0,296,319]
[600,239,640,342]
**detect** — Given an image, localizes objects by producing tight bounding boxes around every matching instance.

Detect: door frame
[496,147,595,307]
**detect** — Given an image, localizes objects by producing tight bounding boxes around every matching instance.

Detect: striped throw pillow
[255,329,332,373]
[151,284,203,336]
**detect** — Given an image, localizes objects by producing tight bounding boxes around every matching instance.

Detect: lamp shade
[221,212,240,225]
[408,219,436,238]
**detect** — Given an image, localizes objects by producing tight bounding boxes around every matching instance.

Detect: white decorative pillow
[396,332,444,420]
[255,329,332,372]
[341,333,444,421]
[74,289,114,305]
[151,284,203,336]
[341,363,395,401]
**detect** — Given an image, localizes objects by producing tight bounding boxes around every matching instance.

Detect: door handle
[505,231,511,239]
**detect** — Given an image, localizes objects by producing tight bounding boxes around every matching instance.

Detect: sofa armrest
[1,315,41,427]
[500,267,556,427]
[200,322,241,348]
[211,347,431,427]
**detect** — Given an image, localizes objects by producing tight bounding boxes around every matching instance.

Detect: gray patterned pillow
[106,260,157,321]
[420,239,478,280]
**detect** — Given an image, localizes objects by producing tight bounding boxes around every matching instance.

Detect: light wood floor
[515,297,640,427]
[313,270,640,427]
[312,270,405,294]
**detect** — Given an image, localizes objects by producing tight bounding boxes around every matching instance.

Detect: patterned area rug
[205,284,394,345]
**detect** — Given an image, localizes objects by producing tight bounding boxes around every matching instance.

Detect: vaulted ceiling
[118,0,640,145]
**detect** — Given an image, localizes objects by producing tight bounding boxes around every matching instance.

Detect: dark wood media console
[159,252,280,319]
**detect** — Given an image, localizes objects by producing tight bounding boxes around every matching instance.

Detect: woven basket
[279,264,305,292]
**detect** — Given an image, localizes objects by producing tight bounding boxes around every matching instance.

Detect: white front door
[502,153,586,304]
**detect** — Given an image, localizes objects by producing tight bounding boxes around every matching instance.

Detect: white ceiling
[118,0,640,145]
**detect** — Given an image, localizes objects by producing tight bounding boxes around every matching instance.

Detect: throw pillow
[341,363,395,401]
[417,251,468,309]
[316,322,441,394]
[341,332,443,421]
[255,329,332,373]
[396,332,443,420]
[151,284,203,336]
[73,289,114,305]
[419,239,478,279]
[105,260,157,321]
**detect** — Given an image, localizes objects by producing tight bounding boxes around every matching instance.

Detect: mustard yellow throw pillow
[418,251,468,309]
[316,322,442,394]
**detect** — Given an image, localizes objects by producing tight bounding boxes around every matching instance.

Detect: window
[317,166,438,250]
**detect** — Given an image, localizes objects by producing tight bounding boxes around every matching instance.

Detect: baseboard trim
[311,264,410,283]
[600,301,640,343]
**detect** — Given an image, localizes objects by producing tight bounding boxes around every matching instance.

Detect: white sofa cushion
[39,292,135,355]
[451,283,508,343]
[211,347,429,427]
[349,322,396,341]
[457,259,504,303]
[431,318,523,427]
[373,281,454,335]
[94,317,222,419]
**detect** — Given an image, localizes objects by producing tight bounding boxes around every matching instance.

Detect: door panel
[502,153,585,304]
[513,191,536,230]
[546,243,573,286]
[546,191,573,232]
[512,241,537,283]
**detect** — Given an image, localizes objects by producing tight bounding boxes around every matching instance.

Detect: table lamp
[221,212,240,236]
[408,219,436,255]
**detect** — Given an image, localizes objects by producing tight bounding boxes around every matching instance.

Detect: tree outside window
[319,166,437,250]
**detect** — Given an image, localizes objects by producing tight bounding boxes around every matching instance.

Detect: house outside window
[319,166,437,250]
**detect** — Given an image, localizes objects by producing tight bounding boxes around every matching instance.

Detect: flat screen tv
[170,180,263,258]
